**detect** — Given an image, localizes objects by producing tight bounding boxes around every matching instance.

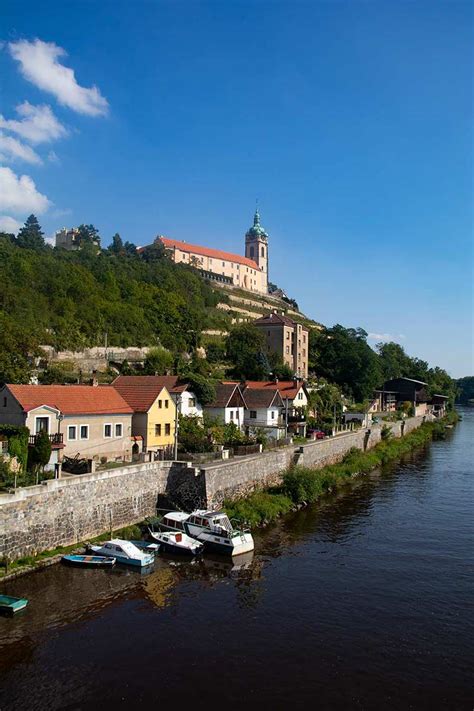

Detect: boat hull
[0,595,29,614]
[159,541,202,557]
[184,523,254,556]
[62,555,115,568]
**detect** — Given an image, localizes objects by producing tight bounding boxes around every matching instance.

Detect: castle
[157,210,269,295]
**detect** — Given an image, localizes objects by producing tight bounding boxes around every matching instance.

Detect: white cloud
[51,207,72,218]
[9,39,109,117]
[47,150,60,164]
[0,215,22,233]
[0,102,67,145]
[0,166,51,215]
[0,132,42,164]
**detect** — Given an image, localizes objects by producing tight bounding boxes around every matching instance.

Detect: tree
[205,341,226,364]
[456,376,474,404]
[16,215,45,251]
[226,323,270,380]
[109,233,123,254]
[185,373,217,406]
[307,379,343,425]
[28,429,51,479]
[77,224,101,247]
[178,415,212,453]
[144,347,174,375]
[309,325,382,402]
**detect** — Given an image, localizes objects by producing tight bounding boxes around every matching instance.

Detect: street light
[173,394,182,461]
[55,412,64,479]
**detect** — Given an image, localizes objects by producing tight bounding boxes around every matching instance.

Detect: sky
[1,0,472,377]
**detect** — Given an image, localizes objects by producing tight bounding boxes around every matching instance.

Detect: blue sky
[1,1,472,377]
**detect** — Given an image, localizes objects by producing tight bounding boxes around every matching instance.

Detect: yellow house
[112,378,176,455]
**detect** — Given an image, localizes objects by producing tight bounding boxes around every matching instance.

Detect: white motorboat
[89,539,154,567]
[155,511,190,533]
[149,530,204,557]
[184,510,254,556]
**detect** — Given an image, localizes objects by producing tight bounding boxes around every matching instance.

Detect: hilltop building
[254,313,309,379]
[154,210,269,295]
[55,227,81,250]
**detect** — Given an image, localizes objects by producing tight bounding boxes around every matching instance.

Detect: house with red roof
[112,376,177,455]
[0,384,135,471]
[239,380,309,437]
[140,209,270,294]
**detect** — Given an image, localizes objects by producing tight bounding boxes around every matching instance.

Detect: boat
[0,594,29,615]
[149,530,204,557]
[129,540,160,553]
[89,539,154,567]
[184,510,254,556]
[153,511,190,533]
[61,554,116,568]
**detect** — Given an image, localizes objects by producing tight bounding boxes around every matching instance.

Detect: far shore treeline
[0,216,463,409]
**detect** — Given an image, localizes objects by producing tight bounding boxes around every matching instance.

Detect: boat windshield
[210,515,232,533]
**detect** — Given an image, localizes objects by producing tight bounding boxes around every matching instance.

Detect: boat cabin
[188,510,233,534]
[161,512,189,531]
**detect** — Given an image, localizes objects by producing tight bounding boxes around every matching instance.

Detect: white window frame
[104,423,112,438]
[67,424,77,441]
[79,424,89,440]
[115,423,123,437]
[34,415,51,434]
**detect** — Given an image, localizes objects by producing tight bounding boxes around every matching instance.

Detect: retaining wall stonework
[0,462,204,560]
[0,415,429,560]
[202,415,429,507]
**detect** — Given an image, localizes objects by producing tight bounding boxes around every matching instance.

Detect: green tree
[28,429,52,478]
[109,233,123,254]
[456,376,474,404]
[226,323,269,380]
[309,325,382,401]
[144,347,174,375]
[16,214,45,250]
[178,415,212,453]
[77,224,101,247]
[185,373,217,406]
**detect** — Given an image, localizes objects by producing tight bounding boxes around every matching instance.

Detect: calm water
[1,411,473,710]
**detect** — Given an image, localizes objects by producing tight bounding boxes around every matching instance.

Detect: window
[286,332,290,340]
[165,423,171,436]
[115,423,123,437]
[68,425,77,441]
[158,400,162,408]
[261,246,265,257]
[298,392,303,400]
[271,410,275,419]
[303,349,306,357]
[155,424,161,436]
[230,411,234,420]
[165,400,169,409]
[3,397,6,407]
[104,424,112,438]
[250,410,257,419]
[222,261,225,267]
[249,246,254,258]
[35,416,49,434]
[303,334,306,344]
[286,346,290,354]
[80,425,89,440]
[237,264,239,270]
[189,398,196,407]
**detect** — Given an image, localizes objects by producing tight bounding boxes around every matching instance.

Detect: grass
[225,412,458,527]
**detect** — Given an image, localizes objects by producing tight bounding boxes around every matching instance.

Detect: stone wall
[0,461,204,560]
[202,415,430,507]
[0,415,429,560]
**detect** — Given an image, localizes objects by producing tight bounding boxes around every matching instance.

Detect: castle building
[155,210,269,295]
[254,312,309,379]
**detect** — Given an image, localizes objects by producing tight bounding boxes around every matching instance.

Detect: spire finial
[254,198,260,226]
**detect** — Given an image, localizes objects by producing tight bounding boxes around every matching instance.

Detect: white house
[204,383,246,430]
[241,386,285,440]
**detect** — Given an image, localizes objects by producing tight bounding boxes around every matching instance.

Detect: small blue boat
[0,594,29,615]
[62,554,116,568]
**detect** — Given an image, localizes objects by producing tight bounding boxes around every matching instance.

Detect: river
[0,410,472,710]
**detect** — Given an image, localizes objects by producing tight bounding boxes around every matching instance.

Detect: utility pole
[173,395,181,461]
[285,397,289,438]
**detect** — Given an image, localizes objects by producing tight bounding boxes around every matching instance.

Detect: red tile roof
[159,236,260,270]
[7,384,133,415]
[113,375,183,412]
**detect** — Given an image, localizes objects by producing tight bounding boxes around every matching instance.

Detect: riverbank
[225,413,459,527]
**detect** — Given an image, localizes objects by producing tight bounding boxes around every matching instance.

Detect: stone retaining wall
[0,416,429,560]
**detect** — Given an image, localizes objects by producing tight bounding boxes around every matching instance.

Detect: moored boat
[61,554,116,568]
[0,594,29,614]
[149,530,204,556]
[89,539,154,567]
[153,511,189,533]
[184,510,254,556]
[129,540,160,553]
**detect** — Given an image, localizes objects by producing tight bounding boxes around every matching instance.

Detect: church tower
[245,209,269,293]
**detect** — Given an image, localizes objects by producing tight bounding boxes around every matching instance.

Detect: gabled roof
[159,236,260,271]
[242,387,284,409]
[6,384,133,415]
[243,380,307,401]
[113,375,181,412]
[206,383,246,409]
[384,377,428,387]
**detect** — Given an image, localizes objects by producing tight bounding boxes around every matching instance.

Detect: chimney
[91,370,99,387]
